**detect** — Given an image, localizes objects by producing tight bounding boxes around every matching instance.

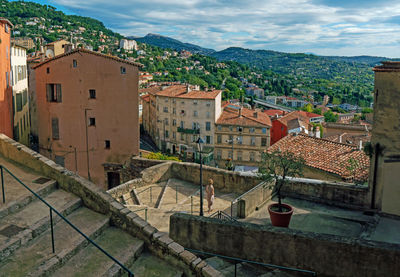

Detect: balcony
[177,127,200,134]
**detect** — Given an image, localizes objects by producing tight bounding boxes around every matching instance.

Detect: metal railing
[209,210,237,222]
[0,165,134,277]
[126,207,148,222]
[136,184,185,204]
[185,248,316,276]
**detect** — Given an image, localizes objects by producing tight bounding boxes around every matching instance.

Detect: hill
[132,33,215,55]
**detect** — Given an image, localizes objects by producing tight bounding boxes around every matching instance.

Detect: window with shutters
[217,135,222,144]
[46,67,50,74]
[261,137,267,146]
[16,93,23,112]
[46,84,62,102]
[52,118,59,140]
[206,122,211,131]
[23,89,28,106]
[73,60,78,68]
[120,67,126,74]
[89,89,96,99]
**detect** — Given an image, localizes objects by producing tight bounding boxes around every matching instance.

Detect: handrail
[185,248,317,276]
[209,210,237,222]
[0,165,134,277]
[126,206,148,222]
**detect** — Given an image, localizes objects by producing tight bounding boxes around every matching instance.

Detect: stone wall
[236,181,274,218]
[0,134,220,277]
[170,213,400,277]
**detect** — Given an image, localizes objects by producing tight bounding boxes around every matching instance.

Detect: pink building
[33,49,141,189]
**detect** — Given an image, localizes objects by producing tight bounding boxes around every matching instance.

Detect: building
[263,109,286,118]
[11,43,30,146]
[11,37,35,49]
[119,39,138,51]
[45,39,70,57]
[245,87,264,99]
[140,86,162,140]
[214,105,271,168]
[0,18,13,138]
[269,133,370,182]
[154,85,222,163]
[33,49,141,189]
[369,61,400,216]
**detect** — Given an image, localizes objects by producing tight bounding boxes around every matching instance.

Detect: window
[228,135,233,144]
[193,100,198,105]
[206,136,211,144]
[172,119,176,126]
[250,128,255,133]
[172,99,176,104]
[262,128,267,134]
[181,110,185,116]
[237,151,242,161]
[165,98,169,103]
[89,117,96,126]
[206,101,211,107]
[173,132,176,139]
[237,127,243,132]
[217,150,222,160]
[261,137,267,146]
[251,137,256,146]
[229,126,233,131]
[46,67,50,74]
[206,122,211,131]
[173,108,176,115]
[217,125,222,131]
[180,121,184,128]
[237,136,243,144]
[15,93,22,112]
[193,110,198,117]
[89,89,96,99]
[163,107,168,113]
[206,111,210,118]
[5,24,9,33]
[250,152,255,161]
[120,67,126,74]
[217,135,222,144]
[192,135,197,142]
[165,130,169,138]
[180,133,184,140]
[165,118,169,125]
[52,118,59,140]
[46,84,62,102]
[73,60,78,67]
[105,140,110,149]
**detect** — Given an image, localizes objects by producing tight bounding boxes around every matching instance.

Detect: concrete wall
[236,181,273,218]
[34,50,140,189]
[170,213,400,277]
[0,134,221,277]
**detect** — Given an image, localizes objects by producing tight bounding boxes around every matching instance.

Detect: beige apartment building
[151,85,222,162]
[33,49,141,189]
[11,43,30,146]
[214,105,271,169]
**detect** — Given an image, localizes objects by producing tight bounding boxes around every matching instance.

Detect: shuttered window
[16,93,23,112]
[46,84,62,102]
[52,118,59,140]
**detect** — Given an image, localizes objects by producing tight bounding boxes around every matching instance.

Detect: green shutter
[16,93,22,112]
[56,84,62,103]
[52,118,59,140]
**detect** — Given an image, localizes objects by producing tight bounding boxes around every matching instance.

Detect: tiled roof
[277,111,322,125]
[263,109,286,117]
[216,106,272,127]
[0,17,13,27]
[155,85,222,100]
[268,133,370,182]
[139,86,162,96]
[33,48,143,69]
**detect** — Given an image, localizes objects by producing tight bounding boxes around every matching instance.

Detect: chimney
[359,140,363,150]
[253,112,258,118]
[239,107,242,117]
[186,84,191,93]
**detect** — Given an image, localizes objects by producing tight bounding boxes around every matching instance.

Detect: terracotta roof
[287,118,309,130]
[216,106,272,127]
[33,48,143,69]
[139,86,162,95]
[155,85,222,100]
[373,61,400,72]
[276,111,322,125]
[268,133,370,182]
[0,17,13,28]
[141,94,150,103]
[263,109,286,117]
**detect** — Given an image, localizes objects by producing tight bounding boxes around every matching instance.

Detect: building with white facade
[11,43,30,146]
[119,39,138,51]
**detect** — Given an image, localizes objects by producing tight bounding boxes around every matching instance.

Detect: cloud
[43,0,400,57]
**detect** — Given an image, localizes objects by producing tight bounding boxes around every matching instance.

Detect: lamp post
[84,108,92,181]
[196,137,204,216]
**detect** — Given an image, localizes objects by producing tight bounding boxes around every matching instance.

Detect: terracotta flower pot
[268,203,294,227]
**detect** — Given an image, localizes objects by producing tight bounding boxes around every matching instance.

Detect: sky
[23,0,400,57]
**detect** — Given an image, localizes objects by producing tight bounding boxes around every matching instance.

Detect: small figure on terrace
[205,178,215,213]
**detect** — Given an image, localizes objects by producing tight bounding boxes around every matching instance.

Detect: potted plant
[258,150,305,227]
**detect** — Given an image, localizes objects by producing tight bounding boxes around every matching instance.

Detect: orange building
[33,49,141,189]
[0,18,13,138]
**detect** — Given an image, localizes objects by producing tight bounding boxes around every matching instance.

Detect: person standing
[205,178,215,213]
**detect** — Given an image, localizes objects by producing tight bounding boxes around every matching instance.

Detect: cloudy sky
[26,0,400,57]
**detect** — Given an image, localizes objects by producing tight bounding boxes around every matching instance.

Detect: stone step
[126,251,183,277]
[52,226,144,277]
[0,189,82,260]
[205,256,235,272]
[0,179,57,220]
[135,183,166,208]
[0,207,109,277]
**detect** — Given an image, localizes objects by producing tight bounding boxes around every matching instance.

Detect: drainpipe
[371,143,380,209]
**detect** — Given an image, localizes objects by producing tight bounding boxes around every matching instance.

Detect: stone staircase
[0,159,183,277]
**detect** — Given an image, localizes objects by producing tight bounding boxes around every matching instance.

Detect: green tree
[324,110,338,122]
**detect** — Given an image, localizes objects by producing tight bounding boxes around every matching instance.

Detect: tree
[324,110,338,122]
[258,150,305,212]
[301,103,313,113]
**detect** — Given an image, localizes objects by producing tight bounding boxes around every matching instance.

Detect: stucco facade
[11,44,30,146]
[34,49,141,189]
[0,18,13,138]
[369,62,400,216]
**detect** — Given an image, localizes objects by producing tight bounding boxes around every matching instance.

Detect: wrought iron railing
[0,165,134,277]
[209,210,237,222]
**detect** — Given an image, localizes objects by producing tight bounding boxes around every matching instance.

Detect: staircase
[0,158,183,277]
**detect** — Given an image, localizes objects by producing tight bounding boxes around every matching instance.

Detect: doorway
[107,172,120,190]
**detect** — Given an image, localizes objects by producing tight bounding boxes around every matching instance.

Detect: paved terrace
[242,197,400,245]
[123,178,240,233]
